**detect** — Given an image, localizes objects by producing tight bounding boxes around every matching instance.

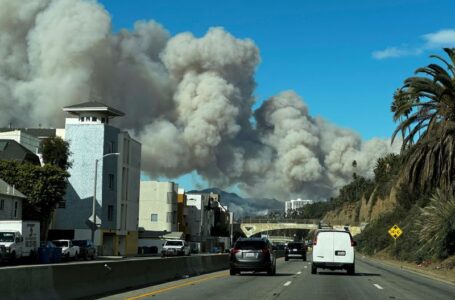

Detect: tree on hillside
[391,48,455,192]
[0,160,69,240]
[415,189,455,259]
[41,136,72,170]
[373,153,403,199]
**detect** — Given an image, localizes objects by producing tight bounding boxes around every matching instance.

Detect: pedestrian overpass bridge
[240,219,363,237]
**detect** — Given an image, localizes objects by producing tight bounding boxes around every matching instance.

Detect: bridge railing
[240,218,320,224]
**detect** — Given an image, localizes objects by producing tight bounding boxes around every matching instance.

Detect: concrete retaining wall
[0,254,229,300]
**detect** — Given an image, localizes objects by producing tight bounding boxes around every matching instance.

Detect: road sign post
[388,224,403,248]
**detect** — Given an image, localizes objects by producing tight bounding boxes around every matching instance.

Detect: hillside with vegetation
[292,49,455,264]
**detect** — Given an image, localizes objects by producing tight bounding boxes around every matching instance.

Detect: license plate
[245,253,256,258]
[335,251,346,256]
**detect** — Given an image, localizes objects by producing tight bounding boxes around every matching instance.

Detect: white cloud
[372,29,455,60]
[372,47,422,60]
[422,29,455,48]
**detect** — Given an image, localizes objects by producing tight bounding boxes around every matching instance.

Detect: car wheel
[347,264,355,275]
[10,251,16,264]
[230,268,237,276]
[303,254,307,261]
[311,263,317,274]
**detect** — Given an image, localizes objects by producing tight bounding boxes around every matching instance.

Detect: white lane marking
[304,266,308,269]
[297,271,302,274]
[373,284,384,290]
[284,281,292,286]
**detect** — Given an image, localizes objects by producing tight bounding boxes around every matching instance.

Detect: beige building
[139,181,178,232]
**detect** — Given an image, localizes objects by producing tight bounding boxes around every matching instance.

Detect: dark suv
[230,237,276,276]
[72,240,96,260]
[285,242,307,261]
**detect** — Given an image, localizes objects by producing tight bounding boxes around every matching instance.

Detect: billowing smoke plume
[0,0,400,201]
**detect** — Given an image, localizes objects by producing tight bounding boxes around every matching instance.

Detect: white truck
[52,239,80,259]
[0,220,40,261]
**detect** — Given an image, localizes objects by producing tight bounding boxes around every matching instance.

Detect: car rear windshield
[235,240,266,250]
[166,241,183,246]
[287,243,303,249]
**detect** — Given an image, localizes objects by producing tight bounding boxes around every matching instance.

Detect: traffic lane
[278,256,455,300]
[281,258,392,300]
[97,257,308,300]
[355,256,455,300]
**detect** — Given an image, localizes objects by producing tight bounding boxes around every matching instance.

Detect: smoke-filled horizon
[0,0,401,201]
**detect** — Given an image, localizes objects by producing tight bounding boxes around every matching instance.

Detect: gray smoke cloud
[0,0,401,201]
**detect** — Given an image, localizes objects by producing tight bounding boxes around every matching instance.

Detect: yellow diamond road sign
[388,224,403,240]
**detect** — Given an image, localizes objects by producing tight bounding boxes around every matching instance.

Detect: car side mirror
[352,241,357,247]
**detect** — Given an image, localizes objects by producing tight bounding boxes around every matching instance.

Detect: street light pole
[229,212,234,247]
[91,152,120,244]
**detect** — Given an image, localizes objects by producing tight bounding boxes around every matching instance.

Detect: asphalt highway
[98,256,455,300]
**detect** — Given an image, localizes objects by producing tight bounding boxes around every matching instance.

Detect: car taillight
[231,248,240,254]
[313,236,317,246]
[262,247,270,255]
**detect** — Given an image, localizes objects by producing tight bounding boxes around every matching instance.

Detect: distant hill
[187,187,283,219]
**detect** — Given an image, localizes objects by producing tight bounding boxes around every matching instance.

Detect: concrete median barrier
[0,254,229,299]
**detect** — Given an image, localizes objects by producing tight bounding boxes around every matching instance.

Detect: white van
[311,229,356,275]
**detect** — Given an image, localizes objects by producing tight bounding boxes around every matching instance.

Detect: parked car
[161,240,190,257]
[52,240,80,260]
[72,240,96,260]
[229,237,276,276]
[311,229,356,275]
[285,242,307,261]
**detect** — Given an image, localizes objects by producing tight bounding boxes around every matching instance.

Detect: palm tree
[392,48,455,192]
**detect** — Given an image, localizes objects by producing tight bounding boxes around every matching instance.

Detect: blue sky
[98,0,455,191]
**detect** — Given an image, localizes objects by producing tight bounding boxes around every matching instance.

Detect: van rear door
[313,231,334,263]
[332,231,354,264]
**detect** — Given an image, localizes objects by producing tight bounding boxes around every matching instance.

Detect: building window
[92,117,97,122]
[108,174,114,189]
[0,199,4,210]
[101,117,106,123]
[13,201,18,218]
[167,192,172,204]
[108,205,114,221]
[151,214,158,222]
[166,212,172,223]
[108,141,115,153]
